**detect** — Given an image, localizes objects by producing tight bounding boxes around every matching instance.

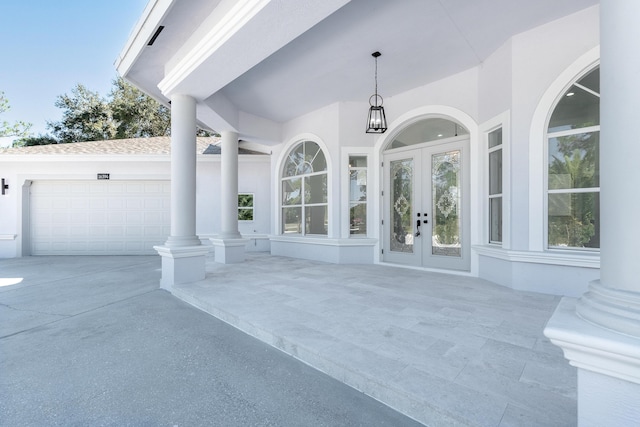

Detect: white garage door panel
[31,180,171,255]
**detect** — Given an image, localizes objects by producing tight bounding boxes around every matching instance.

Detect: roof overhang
[117,0,599,143]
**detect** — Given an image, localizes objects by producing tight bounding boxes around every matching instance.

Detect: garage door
[30,180,170,255]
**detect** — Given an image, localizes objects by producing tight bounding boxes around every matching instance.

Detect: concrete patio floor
[174,252,577,427]
[0,255,424,426]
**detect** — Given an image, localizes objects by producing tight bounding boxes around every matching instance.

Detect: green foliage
[48,84,116,143]
[548,133,599,248]
[0,92,32,138]
[47,77,214,144]
[238,194,254,221]
[6,78,214,147]
[110,77,170,139]
[12,134,59,147]
[548,200,595,248]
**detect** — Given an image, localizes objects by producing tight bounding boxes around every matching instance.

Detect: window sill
[472,245,600,269]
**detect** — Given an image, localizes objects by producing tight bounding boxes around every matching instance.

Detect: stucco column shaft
[166,94,200,247]
[599,0,640,293]
[573,0,640,337]
[220,131,241,239]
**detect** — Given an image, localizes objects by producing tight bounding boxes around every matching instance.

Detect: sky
[0,0,149,147]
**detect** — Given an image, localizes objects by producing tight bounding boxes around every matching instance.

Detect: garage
[30,180,170,255]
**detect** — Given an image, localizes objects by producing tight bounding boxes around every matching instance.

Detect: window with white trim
[547,66,599,249]
[238,194,254,221]
[281,141,328,235]
[349,156,367,236]
[488,128,502,244]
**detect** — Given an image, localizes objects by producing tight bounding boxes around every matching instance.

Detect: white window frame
[480,111,511,249]
[488,127,503,245]
[528,46,600,259]
[341,148,372,238]
[279,139,329,236]
[238,193,254,222]
[543,66,600,252]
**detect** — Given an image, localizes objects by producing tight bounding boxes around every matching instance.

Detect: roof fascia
[115,0,175,77]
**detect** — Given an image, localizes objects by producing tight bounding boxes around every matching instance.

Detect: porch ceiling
[118,0,598,130]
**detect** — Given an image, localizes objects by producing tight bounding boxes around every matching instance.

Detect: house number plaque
[97,173,110,180]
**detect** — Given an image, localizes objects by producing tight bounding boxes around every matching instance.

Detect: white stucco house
[1,0,639,423]
[0,137,271,258]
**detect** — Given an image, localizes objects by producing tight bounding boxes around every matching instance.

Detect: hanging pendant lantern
[366,51,387,134]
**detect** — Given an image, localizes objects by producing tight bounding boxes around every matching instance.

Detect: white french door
[383,137,470,271]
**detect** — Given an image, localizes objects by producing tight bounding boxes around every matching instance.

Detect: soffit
[220,0,599,123]
[120,0,598,125]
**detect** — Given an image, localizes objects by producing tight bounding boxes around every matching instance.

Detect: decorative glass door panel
[431,150,461,257]
[390,159,414,253]
[383,138,469,271]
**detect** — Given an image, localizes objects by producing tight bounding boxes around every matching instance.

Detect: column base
[210,237,248,264]
[154,245,211,292]
[576,280,640,338]
[545,298,640,426]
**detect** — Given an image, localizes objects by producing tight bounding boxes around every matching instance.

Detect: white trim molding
[479,111,511,250]
[546,298,640,384]
[473,245,600,269]
[340,147,373,239]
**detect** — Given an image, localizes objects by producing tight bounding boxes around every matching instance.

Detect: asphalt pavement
[0,256,423,426]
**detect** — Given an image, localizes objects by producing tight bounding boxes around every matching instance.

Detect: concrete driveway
[0,256,422,426]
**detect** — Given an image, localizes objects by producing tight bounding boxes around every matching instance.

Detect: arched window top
[283,141,327,177]
[387,118,469,150]
[548,67,600,133]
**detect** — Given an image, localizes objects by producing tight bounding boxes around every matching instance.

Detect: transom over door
[383,138,470,271]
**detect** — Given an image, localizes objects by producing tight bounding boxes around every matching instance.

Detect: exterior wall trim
[473,244,600,269]
[270,235,378,247]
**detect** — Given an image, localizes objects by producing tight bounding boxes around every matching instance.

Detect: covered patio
[175,253,576,426]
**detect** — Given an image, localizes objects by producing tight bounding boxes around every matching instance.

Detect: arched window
[281,141,328,235]
[547,66,599,249]
[387,117,469,150]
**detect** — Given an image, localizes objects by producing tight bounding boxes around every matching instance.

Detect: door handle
[415,219,421,237]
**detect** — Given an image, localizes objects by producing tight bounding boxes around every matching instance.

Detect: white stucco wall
[262,5,601,296]
[197,155,271,247]
[0,154,271,257]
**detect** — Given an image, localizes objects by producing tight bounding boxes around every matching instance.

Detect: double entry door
[383,138,470,271]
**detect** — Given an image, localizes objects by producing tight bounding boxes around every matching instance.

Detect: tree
[46,77,213,145]
[48,84,116,143]
[12,134,59,147]
[0,92,32,138]
[110,76,170,138]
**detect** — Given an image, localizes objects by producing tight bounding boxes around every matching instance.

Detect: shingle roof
[201,144,266,155]
[0,136,219,155]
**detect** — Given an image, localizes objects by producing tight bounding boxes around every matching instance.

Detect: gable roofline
[0,136,271,159]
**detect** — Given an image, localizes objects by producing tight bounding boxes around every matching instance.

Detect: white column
[220,131,242,239]
[545,2,640,425]
[575,0,640,333]
[166,94,201,247]
[155,94,209,290]
[211,130,248,263]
